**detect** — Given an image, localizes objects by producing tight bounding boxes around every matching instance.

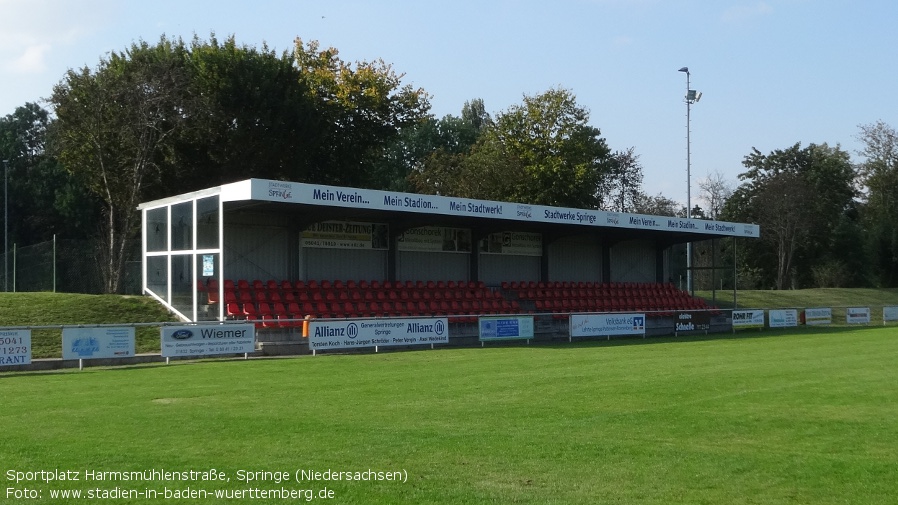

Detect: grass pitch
[2,326,897,504]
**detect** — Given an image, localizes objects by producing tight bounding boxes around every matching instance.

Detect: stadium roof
[139,178,759,244]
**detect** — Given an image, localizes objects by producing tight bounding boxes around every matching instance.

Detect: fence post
[12,243,15,293]
[53,234,57,293]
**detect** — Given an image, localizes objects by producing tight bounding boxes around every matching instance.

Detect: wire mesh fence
[0,238,141,294]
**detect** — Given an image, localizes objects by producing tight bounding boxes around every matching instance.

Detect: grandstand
[139,178,758,349]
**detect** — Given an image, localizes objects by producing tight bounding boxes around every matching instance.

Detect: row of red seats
[227,297,522,327]
[201,278,495,305]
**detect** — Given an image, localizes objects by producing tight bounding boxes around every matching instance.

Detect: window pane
[146,207,168,252]
[171,201,193,251]
[197,196,220,250]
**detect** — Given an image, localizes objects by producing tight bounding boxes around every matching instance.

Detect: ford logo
[171,329,193,340]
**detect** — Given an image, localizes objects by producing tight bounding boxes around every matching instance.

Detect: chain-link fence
[0,238,141,294]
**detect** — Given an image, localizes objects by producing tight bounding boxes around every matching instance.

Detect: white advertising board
[161,324,255,357]
[237,179,760,239]
[570,313,646,338]
[0,329,31,366]
[846,307,871,324]
[479,316,535,341]
[769,309,799,328]
[309,318,449,351]
[804,308,832,326]
[62,327,135,360]
[884,306,898,323]
[732,310,765,329]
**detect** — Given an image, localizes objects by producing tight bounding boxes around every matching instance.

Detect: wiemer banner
[161,324,255,358]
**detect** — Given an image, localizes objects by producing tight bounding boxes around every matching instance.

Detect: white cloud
[8,44,52,74]
[721,2,773,22]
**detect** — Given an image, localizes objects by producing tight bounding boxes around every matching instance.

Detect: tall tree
[50,37,191,293]
[724,142,857,289]
[856,120,898,286]
[294,38,431,188]
[412,88,613,208]
[0,103,99,245]
[697,170,733,220]
[601,147,644,212]
[170,34,317,191]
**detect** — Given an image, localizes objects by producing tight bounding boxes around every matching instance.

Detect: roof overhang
[139,178,760,244]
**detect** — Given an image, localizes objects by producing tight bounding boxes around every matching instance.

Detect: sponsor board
[570,313,646,338]
[479,231,542,256]
[301,221,389,250]
[804,307,832,326]
[310,318,449,351]
[397,226,472,253]
[732,310,765,329]
[675,311,711,333]
[479,316,535,341]
[769,309,799,328]
[62,327,135,360]
[161,324,255,357]
[239,179,761,238]
[0,329,31,366]
[846,307,871,324]
[884,306,898,323]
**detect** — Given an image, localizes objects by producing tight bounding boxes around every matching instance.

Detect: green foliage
[412,88,613,208]
[0,103,102,244]
[856,121,898,286]
[294,38,431,188]
[724,142,858,289]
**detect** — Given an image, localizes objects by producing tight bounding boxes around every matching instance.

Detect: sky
[1,0,896,208]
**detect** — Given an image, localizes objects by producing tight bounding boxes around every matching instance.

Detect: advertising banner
[732,310,765,329]
[309,318,449,351]
[62,327,135,360]
[245,179,761,239]
[846,307,871,324]
[570,313,646,338]
[675,311,711,333]
[884,306,898,323]
[769,309,799,328]
[0,329,31,366]
[804,308,832,326]
[397,226,472,253]
[301,221,389,250]
[479,316,535,341]
[479,231,542,256]
[161,324,255,358]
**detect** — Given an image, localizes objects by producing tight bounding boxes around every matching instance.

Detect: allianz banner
[310,318,449,351]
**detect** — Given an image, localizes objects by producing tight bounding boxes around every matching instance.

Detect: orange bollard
[302,315,311,338]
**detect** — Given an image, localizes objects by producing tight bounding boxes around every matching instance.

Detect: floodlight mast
[678,67,699,293]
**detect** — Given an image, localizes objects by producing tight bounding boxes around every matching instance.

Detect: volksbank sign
[570,313,646,338]
[310,318,449,351]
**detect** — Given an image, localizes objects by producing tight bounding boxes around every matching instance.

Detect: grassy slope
[699,288,898,325]
[1,327,896,504]
[0,292,177,357]
[697,288,898,309]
